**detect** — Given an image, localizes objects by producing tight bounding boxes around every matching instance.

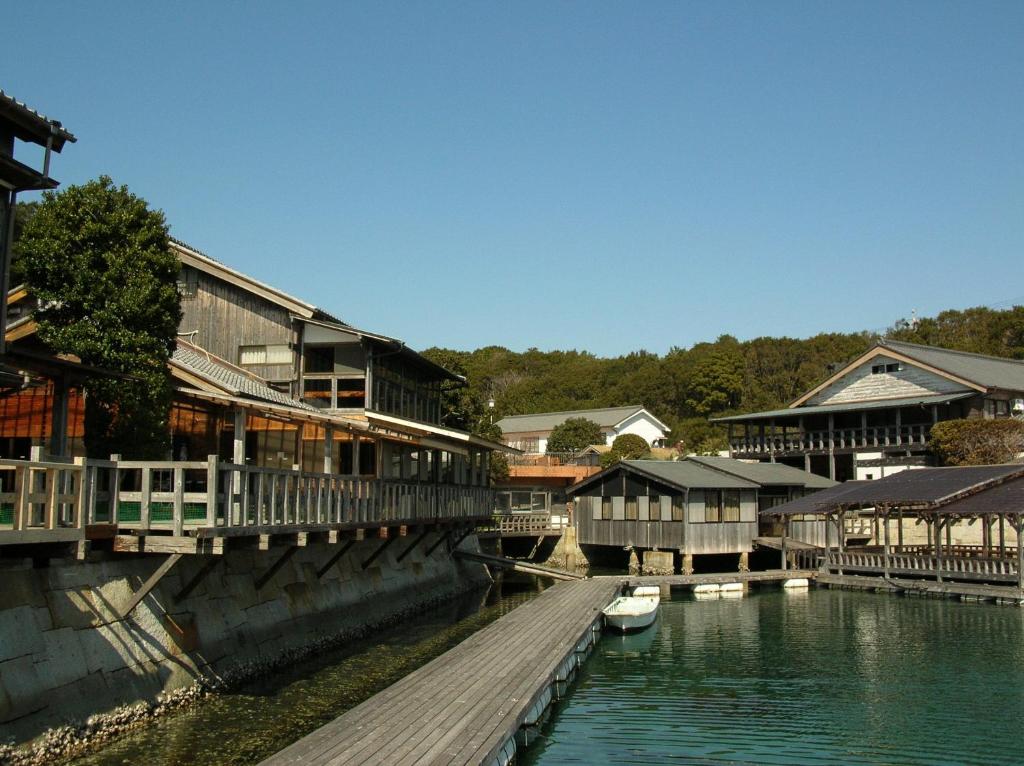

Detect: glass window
[302,379,332,409]
[531,493,547,511]
[723,490,741,522]
[625,496,638,521]
[496,492,511,512]
[671,496,684,521]
[511,491,532,512]
[601,496,612,520]
[649,494,661,521]
[705,490,722,523]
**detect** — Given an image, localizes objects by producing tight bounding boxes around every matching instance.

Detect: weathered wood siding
[788,519,828,547]
[806,356,970,406]
[575,490,758,554]
[179,267,296,382]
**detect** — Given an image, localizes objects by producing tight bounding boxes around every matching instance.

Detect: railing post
[109,454,121,525]
[74,457,87,529]
[173,467,185,536]
[140,466,152,530]
[206,456,218,526]
[44,466,58,530]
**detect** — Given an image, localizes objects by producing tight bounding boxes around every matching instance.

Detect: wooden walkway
[259,577,621,766]
[623,569,816,588]
[818,572,1024,603]
[452,549,585,581]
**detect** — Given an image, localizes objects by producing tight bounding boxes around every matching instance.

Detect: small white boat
[602,586,660,633]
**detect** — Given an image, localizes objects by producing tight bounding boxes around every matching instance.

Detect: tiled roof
[0,90,76,150]
[497,405,665,434]
[171,344,316,411]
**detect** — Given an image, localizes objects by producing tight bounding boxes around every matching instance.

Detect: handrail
[822,549,1020,583]
[729,424,933,454]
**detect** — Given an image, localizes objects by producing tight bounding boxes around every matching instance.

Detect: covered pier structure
[764,464,1024,596]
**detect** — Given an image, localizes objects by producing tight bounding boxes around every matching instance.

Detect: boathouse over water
[569,457,834,573]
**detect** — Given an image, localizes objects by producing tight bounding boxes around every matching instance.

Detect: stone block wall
[0,532,488,745]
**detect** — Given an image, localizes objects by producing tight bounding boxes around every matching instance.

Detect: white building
[496,405,670,454]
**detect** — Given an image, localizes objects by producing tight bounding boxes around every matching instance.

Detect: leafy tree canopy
[547,418,603,453]
[610,433,649,460]
[18,176,182,459]
[929,419,1024,466]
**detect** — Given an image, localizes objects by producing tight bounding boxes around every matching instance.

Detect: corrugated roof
[880,339,1024,392]
[685,456,837,489]
[497,405,664,434]
[171,344,316,411]
[0,90,76,150]
[712,392,975,423]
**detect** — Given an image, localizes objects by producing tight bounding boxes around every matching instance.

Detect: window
[649,494,661,521]
[625,496,638,521]
[871,362,902,375]
[723,490,741,522]
[705,490,722,523]
[671,495,684,521]
[601,496,612,520]
[240,344,292,366]
[305,346,334,373]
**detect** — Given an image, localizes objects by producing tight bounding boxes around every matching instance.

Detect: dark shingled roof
[685,456,837,489]
[880,339,1024,392]
[763,465,1024,515]
[936,475,1024,516]
[760,481,872,516]
[568,459,761,495]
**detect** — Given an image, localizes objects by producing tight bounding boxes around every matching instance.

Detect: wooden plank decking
[623,568,816,588]
[259,577,621,766]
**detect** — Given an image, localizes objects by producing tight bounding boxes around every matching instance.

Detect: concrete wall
[0,535,487,745]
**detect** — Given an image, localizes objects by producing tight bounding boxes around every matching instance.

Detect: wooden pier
[258,577,621,766]
[624,568,817,589]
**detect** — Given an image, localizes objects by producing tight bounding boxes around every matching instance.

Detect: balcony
[730,424,932,457]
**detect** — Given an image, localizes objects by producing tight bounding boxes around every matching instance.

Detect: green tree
[18,176,181,459]
[546,417,603,453]
[929,419,1024,466]
[610,433,649,460]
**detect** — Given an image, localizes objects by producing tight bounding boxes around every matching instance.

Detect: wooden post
[49,377,69,458]
[781,516,789,571]
[206,455,219,526]
[897,507,904,553]
[827,413,835,480]
[109,454,121,525]
[1016,516,1023,596]
[173,467,185,536]
[883,507,891,579]
[1000,514,1006,557]
[324,426,334,475]
[768,418,776,463]
[140,467,152,530]
[934,517,943,583]
[74,457,88,529]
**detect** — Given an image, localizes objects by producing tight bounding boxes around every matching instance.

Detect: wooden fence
[0,456,495,543]
[478,511,569,537]
[823,549,1020,584]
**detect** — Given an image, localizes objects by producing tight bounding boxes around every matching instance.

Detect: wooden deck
[818,572,1024,603]
[622,569,817,588]
[258,577,621,766]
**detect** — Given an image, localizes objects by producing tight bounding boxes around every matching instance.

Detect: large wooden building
[569,457,834,573]
[716,340,1024,481]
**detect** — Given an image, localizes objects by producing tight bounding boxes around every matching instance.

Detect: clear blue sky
[5,2,1022,356]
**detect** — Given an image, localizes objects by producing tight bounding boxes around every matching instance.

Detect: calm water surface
[68,576,545,766]
[522,589,1024,766]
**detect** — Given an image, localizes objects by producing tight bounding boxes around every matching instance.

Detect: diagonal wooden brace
[316,539,355,579]
[116,553,184,621]
[361,535,396,570]
[255,546,298,590]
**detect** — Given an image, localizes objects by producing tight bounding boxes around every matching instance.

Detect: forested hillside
[423,306,1024,451]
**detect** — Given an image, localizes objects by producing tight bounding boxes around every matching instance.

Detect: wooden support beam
[425,530,450,556]
[174,557,223,602]
[396,529,430,563]
[448,527,474,555]
[361,535,396,569]
[316,540,356,579]
[255,546,298,590]
[116,553,183,621]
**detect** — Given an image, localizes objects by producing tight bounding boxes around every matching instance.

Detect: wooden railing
[506,452,599,467]
[0,456,494,542]
[730,424,932,455]
[823,550,1020,583]
[478,512,569,537]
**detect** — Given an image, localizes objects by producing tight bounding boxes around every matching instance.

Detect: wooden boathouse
[570,457,834,574]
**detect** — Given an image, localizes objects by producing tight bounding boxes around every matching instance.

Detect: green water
[67,576,545,766]
[522,589,1024,766]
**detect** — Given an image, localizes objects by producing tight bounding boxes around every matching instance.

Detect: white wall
[612,412,668,446]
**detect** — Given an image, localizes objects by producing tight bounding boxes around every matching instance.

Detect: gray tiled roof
[172,345,316,411]
[880,340,1024,392]
[570,460,760,494]
[497,405,663,433]
[685,456,837,489]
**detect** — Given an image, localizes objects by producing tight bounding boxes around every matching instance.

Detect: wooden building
[569,457,833,573]
[716,340,1024,481]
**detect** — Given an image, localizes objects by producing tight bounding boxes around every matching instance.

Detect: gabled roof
[712,391,975,423]
[497,405,668,434]
[568,459,760,495]
[0,91,76,151]
[170,341,316,411]
[789,340,1024,408]
[685,456,837,489]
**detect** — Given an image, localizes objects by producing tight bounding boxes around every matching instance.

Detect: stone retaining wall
[0,533,488,746]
